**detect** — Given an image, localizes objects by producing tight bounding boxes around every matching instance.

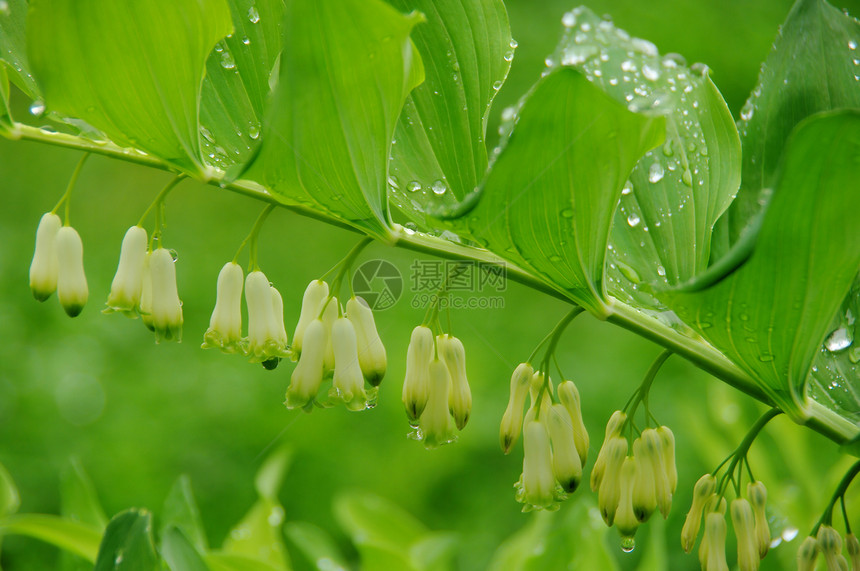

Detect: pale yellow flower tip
[402,325,433,422]
[747,481,770,558]
[292,280,329,356]
[330,317,367,411]
[105,225,147,316]
[439,334,471,431]
[29,212,61,302]
[244,270,287,362]
[56,226,88,318]
[699,512,729,571]
[499,363,534,454]
[286,318,326,410]
[519,419,557,511]
[420,358,456,449]
[346,296,386,386]
[615,456,640,539]
[547,404,582,493]
[681,473,716,553]
[731,498,759,571]
[796,536,819,571]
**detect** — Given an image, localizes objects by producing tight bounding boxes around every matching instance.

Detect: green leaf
[254,446,291,502]
[358,543,419,571]
[161,475,208,553]
[0,0,39,98]
[205,552,283,571]
[162,526,210,571]
[199,0,285,170]
[221,499,290,569]
[534,8,740,308]
[452,67,664,315]
[409,532,458,571]
[719,0,860,245]
[60,459,107,531]
[0,514,101,562]
[0,462,19,518]
[0,64,17,137]
[27,0,233,176]
[283,521,348,571]
[94,509,159,571]
[659,111,860,419]
[333,491,426,553]
[387,0,512,225]
[240,0,424,239]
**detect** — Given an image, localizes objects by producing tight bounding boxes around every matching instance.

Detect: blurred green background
[2,0,859,569]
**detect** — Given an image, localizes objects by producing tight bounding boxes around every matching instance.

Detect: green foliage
[93,510,159,571]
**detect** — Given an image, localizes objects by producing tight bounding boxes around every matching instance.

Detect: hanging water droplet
[220,52,236,70]
[248,5,260,23]
[509,39,518,49]
[825,327,853,352]
[648,162,664,183]
[29,100,45,117]
[431,180,447,195]
[641,64,659,81]
[169,249,179,262]
[690,62,709,76]
[627,213,640,227]
[504,51,514,62]
[620,537,636,552]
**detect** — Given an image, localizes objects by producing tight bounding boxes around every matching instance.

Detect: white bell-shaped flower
[731,498,759,571]
[244,270,288,362]
[747,481,770,558]
[500,363,534,454]
[419,358,457,448]
[681,473,716,553]
[286,319,326,410]
[438,334,471,431]
[321,298,338,372]
[202,262,244,353]
[699,512,729,571]
[56,226,88,317]
[139,251,154,331]
[330,317,367,411]
[29,212,61,301]
[615,456,640,541]
[292,280,329,356]
[518,419,557,511]
[402,325,434,421]
[149,247,182,342]
[105,225,148,316]
[547,404,582,493]
[270,285,288,348]
[597,436,628,525]
[557,381,589,466]
[346,296,386,386]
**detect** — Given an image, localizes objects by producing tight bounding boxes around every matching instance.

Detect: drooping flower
[292,280,329,356]
[591,410,627,492]
[419,358,456,448]
[557,380,589,466]
[845,533,860,570]
[631,435,658,523]
[657,425,677,494]
[330,317,367,411]
[286,319,325,409]
[402,325,434,421]
[641,428,672,518]
[747,481,770,558]
[597,436,628,525]
[244,270,288,362]
[202,262,244,353]
[818,525,849,571]
[29,212,61,301]
[321,298,338,372]
[148,247,182,342]
[681,473,717,553]
[615,456,640,541]
[104,225,147,316]
[731,498,759,571]
[796,536,819,571]
[55,226,88,317]
[438,334,471,430]
[500,363,534,454]
[517,419,558,511]
[546,404,582,493]
[699,511,729,571]
[346,296,386,386]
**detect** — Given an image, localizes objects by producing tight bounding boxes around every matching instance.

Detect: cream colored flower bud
[149,247,182,342]
[845,533,860,570]
[286,319,325,409]
[346,296,386,386]
[439,334,471,431]
[105,226,148,315]
[797,536,820,571]
[557,381,589,466]
[402,325,434,421]
[292,280,329,356]
[615,456,640,539]
[56,226,88,317]
[140,252,154,331]
[640,428,672,518]
[591,411,628,492]
[547,404,582,493]
[271,286,288,346]
[731,498,759,571]
[420,359,456,449]
[520,419,557,511]
[500,363,534,454]
[631,436,657,523]
[321,298,338,372]
[747,481,770,558]
[598,436,628,525]
[244,271,288,362]
[681,474,717,553]
[699,512,729,571]
[657,425,677,493]
[29,212,61,301]
[818,525,845,571]
[202,262,244,353]
[330,317,367,411]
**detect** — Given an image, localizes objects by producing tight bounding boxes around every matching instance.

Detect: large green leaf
[93,510,159,571]
[240,0,424,239]
[27,0,232,176]
[60,460,107,531]
[537,8,740,308]
[0,462,19,518]
[718,0,860,246]
[660,111,860,419]
[0,514,101,562]
[162,527,210,571]
[0,0,38,98]
[452,68,664,316]
[283,521,348,571]
[199,0,284,170]
[205,553,282,571]
[386,0,512,225]
[161,475,208,553]
[0,64,16,137]
[333,491,426,554]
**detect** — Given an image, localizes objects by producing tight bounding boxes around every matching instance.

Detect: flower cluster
[797,526,860,571]
[285,281,386,412]
[29,212,88,317]
[681,475,771,571]
[499,363,589,511]
[591,411,676,545]
[401,326,472,449]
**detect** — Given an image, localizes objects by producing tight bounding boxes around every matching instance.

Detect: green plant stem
[51,152,90,225]
[137,174,186,227]
[623,350,672,423]
[14,124,860,447]
[715,408,782,498]
[813,459,860,533]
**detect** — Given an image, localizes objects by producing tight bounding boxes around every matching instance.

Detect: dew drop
[493,80,503,90]
[849,40,857,50]
[248,123,260,140]
[562,12,577,27]
[169,249,179,262]
[242,36,251,46]
[621,60,636,72]
[621,537,636,552]
[621,181,633,195]
[825,327,852,352]
[682,169,693,186]
[642,64,659,81]
[387,175,399,189]
[561,208,574,218]
[431,180,447,195]
[504,51,514,62]
[509,39,518,49]
[648,162,664,183]
[656,265,666,276]
[29,100,45,117]
[248,5,260,23]
[627,213,640,227]
[220,52,236,70]
[740,101,754,121]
